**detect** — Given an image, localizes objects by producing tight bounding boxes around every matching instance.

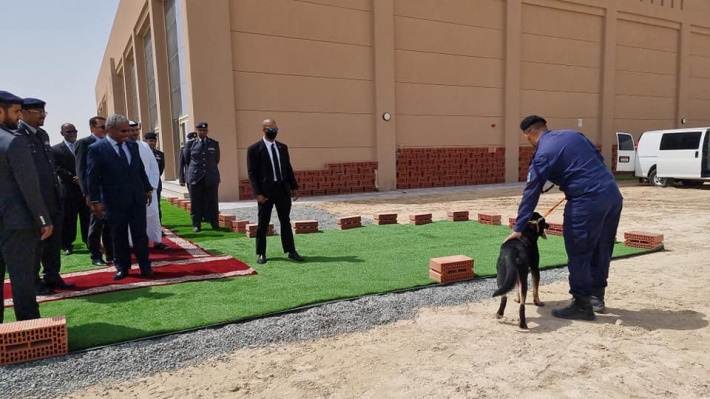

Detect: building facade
[96,0,710,201]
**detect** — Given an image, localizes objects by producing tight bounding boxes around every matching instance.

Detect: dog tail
[492,252,517,297]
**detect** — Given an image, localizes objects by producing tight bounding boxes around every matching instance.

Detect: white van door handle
[696,151,699,158]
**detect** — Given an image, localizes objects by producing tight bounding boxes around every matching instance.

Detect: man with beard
[17,98,74,292]
[75,116,113,266]
[0,91,53,323]
[52,123,90,256]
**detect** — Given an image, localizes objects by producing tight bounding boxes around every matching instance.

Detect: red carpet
[4,228,256,307]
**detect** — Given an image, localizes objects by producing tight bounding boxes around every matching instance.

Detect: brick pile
[624,231,664,250]
[245,223,274,238]
[166,197,179,206]
[373,213,397,225]
[218,214,236,228]
[0,316,68,366]
[429,255,475,283]
[508,217,516,229]
[396,147,505,189]
[230,220,249,233]
[409,213,432,226]
[293,220,319,234]
[336,216,362,230]
[478,213,501,225]
[447,210,469,222]
[546,222,563,236]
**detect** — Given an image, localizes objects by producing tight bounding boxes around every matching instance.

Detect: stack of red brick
[508,217,516,229]
[429,255,475,283]
[546,222,563,236]
[166,197,179,206]
[624,231,664,250]
[293,220,319,234]
[218,214,236,228]
[245,223,274,238]
[0,316,68,366]
[373,213,397,225]
[447,210,469,222]
[478,213,501,225]
[230,220,249,233]
[396,147,505,189]
[410,213,432,225]
[239,161,377,200]
[336,216,362,230]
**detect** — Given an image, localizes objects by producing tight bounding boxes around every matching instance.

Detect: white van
[616,128,710,187]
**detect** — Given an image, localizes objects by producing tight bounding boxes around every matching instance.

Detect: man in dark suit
[0,91,53,323]
[52,123,90,256]
[179,122,220,232]
[17,98,74,292]
[87,114,154,280]
[75,116,113,266]
[144,132,165,221]
[246,119,304,264]
[177,131,197,198]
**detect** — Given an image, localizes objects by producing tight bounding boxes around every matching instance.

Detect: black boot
[590,287,607,314]
[551,296,596,321]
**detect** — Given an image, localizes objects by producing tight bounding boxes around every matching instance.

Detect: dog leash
[543,196,566,218]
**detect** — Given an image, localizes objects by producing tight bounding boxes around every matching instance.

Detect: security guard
[505,115,623,321]
[17,98,75,292]
[0,91,53,323]
[144,132,165,220]
[179,122,220,232]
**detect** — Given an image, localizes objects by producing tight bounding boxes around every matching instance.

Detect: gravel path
[0,204,569,399]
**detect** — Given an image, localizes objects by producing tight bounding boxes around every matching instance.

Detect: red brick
[0,316,68,366]
[624,240,664,250]
[429,269,475,283]
[230,220,249,233]
[218,214,236,227]
[373,213,397,225]
[409,213,432,225]
[624,231,664,244]
[477,213,502,225]
[245,223,274,238]
[293,220,319,234]
[429,255,474,274]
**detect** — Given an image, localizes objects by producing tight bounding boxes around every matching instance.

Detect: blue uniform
[514,130,623,298]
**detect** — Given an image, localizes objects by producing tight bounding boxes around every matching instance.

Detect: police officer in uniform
[505,115,623,321]
[179,122,220,232]
[178,131,197,197]
[144,132,165,220]
[17,98,75,292]
[0,91,53,323]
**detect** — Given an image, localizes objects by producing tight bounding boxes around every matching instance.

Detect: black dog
[492,212,549,329]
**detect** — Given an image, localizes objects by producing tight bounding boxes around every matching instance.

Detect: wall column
[373,0,397,191]
[676,16,690,128]
[132,31,151,139]
[504,0,522,182]
[600,1,617,166]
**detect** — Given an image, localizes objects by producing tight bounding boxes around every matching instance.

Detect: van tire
[648,168,670,187]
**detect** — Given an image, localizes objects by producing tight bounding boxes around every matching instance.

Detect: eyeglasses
[94,125,106,129]
[65,130,78,134]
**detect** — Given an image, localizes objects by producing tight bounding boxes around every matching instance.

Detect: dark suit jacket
[16,121,61,214]
[246,139,298,197]
[51,141,83,200]
[152,148,165,176]
[74,134,98,196]
[0,128,51,232]
[86,138,152,213]
[183,137,220,185]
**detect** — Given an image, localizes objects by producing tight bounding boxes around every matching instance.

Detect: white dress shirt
[263,137,282,182]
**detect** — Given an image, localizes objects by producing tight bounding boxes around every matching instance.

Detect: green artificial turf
[3,200,652,351]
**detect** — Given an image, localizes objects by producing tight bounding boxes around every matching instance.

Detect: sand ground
[68,181,710,398]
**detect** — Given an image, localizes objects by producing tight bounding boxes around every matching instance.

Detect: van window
[618,134,634,151]
[660,132,702,150]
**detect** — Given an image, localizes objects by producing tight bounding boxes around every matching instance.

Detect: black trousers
[61,194,90,250]
[88,212,113,261]
[36,210,63,280]
[1,229,41,323]
[190,179,219,229]
[107,205,151,273]
[157,181,163,221]
[256,184,295,255]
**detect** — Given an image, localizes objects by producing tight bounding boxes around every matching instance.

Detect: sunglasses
[65,129,78,134]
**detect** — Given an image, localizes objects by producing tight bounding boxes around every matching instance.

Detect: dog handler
[504,115,623,321]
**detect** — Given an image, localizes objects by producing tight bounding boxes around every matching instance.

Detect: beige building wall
[97,0,710,201]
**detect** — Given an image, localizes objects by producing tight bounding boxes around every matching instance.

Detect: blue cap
[0,91,23,104]
[22,97,46,110]
[520,115,547,131]
[187,131,197,139]
[144,132,157,139]
[196,122,208,129]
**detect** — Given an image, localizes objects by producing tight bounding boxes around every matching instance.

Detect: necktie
[117,142,128,165]
[271,143,282,181]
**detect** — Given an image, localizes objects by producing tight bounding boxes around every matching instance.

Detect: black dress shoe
[212,225,221,231]
[113,270,128,281]
[35,282,56,296]
[153,243,169,250]
[44,276,76,290]
[193,227,201,232]
[288,251,305,262]
[62,249,73,256]
[92,258,108,266]
[257,254,267,264]
[140,269,155,278]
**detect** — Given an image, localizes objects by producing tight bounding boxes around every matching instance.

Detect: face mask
[265,128,278,140]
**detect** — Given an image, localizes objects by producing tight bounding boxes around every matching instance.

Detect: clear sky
[0,0,120,145]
